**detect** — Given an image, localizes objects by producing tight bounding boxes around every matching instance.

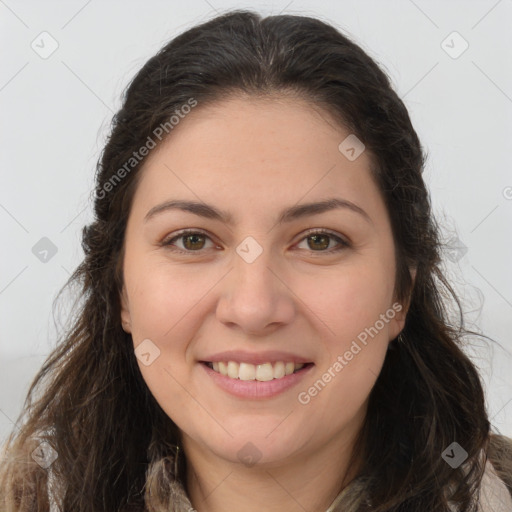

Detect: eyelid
[297,227,350,245]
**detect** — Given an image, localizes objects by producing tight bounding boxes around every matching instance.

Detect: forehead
[132,94,385,224]
[156,94,354,165]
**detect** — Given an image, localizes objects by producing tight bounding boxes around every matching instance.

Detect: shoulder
[479,458,512,512]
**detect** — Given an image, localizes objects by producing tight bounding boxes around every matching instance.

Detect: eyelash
[160,228,350,255]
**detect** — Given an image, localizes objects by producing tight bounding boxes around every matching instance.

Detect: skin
[120,94,410,512]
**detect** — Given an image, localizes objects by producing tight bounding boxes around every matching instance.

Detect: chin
[204,430,308,468]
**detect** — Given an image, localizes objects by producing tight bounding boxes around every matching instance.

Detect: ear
[389,266,417,340]
[120,284,132,333]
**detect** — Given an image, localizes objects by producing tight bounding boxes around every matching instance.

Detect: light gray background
[1,0,511,443]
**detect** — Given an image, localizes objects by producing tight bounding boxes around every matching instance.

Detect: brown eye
[162,230,215,253]
[296,230,349,253]
[181,233,206,250]
[307,234,330,251]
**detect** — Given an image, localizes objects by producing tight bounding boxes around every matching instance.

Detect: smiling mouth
[202,361,313,381]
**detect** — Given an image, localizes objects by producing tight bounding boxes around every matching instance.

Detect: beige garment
[159,459,512,512]
[476,459,512,512]
[325,459,512,512]
[46,458,511,512]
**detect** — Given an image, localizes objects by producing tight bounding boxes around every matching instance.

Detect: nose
[215,244,296,336]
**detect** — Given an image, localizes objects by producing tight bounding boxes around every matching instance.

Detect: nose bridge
[215,234,295,333]
[232,234,279,302]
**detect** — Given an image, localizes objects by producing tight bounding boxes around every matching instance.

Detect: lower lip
[200,362,314,399]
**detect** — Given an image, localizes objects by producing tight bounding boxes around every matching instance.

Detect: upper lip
[200,350,313,365]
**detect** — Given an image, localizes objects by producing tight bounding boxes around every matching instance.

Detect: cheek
[295,269,393,426]
[125,256,211,341]
[125,260,207,424]
[296,260,395,341]
[292,257,395,416]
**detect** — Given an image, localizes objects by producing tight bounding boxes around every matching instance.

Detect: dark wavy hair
[1,9,511,512]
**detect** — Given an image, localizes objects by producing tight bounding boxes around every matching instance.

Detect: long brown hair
[1,10,511,512]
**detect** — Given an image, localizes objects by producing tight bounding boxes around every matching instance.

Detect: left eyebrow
[144,197,372,225]
[276,198,372,225]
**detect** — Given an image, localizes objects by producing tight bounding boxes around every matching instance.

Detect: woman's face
[121,95,407,468]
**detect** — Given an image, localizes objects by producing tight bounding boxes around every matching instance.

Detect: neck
[183,419,364,512]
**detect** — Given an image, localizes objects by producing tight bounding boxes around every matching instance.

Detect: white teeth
[273,361,285,379]
[227,361,239,379]
[208,360,306,381]
[255,363,274,381]
[239,362,256,381]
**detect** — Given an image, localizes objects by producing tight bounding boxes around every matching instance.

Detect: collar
[167,476,366,512]
[167,459,512,512]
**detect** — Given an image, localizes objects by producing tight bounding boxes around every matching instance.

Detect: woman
[1,10,511,512]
